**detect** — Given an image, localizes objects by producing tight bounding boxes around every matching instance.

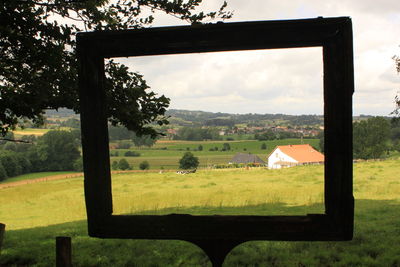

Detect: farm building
[229,153,266,165]
[267,144,324,169]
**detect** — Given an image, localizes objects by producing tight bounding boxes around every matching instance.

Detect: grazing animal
[176,169,197,175]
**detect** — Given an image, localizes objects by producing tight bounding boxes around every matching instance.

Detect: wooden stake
[0,223,5,254]
[56,236,72,267]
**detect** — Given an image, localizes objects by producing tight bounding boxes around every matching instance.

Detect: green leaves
[1,0,232,136]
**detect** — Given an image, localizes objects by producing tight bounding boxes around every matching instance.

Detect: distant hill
[43,108,382,127]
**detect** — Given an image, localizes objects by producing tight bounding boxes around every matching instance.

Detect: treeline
[353,116,400,159]
[173,127,221,141]
[108,126,156,147]
[166,109,324,126]
[0,130,81,181]
[254,130,303,141]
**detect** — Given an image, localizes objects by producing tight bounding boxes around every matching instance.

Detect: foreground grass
[1,159,400,266]
[1,200,400,266]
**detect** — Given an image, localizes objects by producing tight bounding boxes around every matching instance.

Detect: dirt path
[0,169,173,190]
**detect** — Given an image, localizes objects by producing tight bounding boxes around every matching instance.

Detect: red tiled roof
[276,144,324,163]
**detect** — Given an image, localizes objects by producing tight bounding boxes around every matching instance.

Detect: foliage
[124,151,141,157]
[111,160,119,170]
[353,117,390,159]
[115,141,131,149]
[117,158,131,170]
[317,131,324,153]
[0,162,7,181]
[222,142,231,151]
[260,143,267,150]
[0,151,22,178]
[392,54,400,115]
[73,157,83,172]
[108,126,133,141]
[0,132,14,145]
[30,130,81,171]
[179,152,199,169]
[174,127,221,141]
[0,1,232,136]
[198,144,203,151]
[131,132,156,147]
[139,160,150,170]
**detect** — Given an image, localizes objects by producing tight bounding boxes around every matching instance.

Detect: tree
[179,152,199,169]
[0,162,7,181]
[118,158,131,170]
[260,143,267,150]
[139,161,150,170]
[353,117,390,159]
[131,133,156,148]
[392,54,400,115]
[0,1,232,137]
[222,143,231,151]
[0,151,22,177]
[111,160,119,170]
[317,131,324,153]
[30,130,80,171]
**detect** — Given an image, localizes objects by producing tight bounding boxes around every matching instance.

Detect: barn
[229,153,266,165]
[267,144,324,169]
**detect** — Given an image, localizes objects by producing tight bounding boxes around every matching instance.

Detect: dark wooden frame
[77,17,353,246]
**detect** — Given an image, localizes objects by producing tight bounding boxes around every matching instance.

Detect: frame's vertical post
[77,35,113,234]
[323,18,354,239]
[56,236,72,267]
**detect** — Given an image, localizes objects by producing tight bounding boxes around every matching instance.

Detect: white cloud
[113,0,400,116]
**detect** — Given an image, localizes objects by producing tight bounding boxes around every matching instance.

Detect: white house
[267,144,324,169]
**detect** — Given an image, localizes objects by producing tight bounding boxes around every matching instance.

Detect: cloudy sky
[112,0,400,116]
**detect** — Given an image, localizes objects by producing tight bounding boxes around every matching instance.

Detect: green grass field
[1,159,400,266]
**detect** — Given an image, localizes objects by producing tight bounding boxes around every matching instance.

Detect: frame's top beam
[77,17,352,58]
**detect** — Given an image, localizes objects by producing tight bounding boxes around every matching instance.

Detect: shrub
[115,141,131,149]
[261,143,267,150]
[124,151,140,157]
[111,160,119,170]
[118,159,131,170]
[198,145,203,151]
[0,162,7,181]
[0,151,22,177]
[73,157,83,172]
[222,143,231,151]
[139,161,150,170]
[179,152,199,169]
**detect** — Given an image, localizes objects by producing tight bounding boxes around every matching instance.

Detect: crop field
[1,159,400,266]
[12,127,71,138]
[111,138,320,169]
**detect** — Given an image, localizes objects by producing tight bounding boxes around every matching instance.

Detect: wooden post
[0,223,5,254]
[56,236,72,267]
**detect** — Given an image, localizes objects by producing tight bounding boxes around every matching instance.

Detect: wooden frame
[77,17,354,243]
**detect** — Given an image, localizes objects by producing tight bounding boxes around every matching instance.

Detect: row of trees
[173,127,221,141]
[0,130,81,180]
[254,130,303,141]
[108,126,156,147]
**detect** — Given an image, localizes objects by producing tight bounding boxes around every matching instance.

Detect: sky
[111,0,400,116]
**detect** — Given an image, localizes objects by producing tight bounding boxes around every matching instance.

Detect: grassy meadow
[1,159,400,266]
